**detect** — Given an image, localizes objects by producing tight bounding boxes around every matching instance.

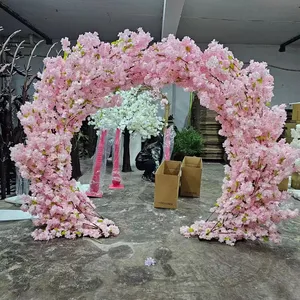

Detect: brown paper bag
[180,156,202,197]
[154,160,181,209]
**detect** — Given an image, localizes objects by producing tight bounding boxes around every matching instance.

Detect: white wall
[162,85,191,130]
[199,43,300,107]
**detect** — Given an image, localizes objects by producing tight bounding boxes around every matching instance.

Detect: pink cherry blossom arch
[11,29,299,243]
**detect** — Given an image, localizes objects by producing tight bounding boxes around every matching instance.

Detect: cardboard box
[278,178,289,191]
[291,173,300,190]
[154,160,181,209]
[180,156,203,197]
[292,104,300,121]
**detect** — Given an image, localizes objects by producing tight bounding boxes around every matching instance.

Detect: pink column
[163,125,176,161]
[86,129,108,198]
[163,127,171,161]
[109,128,124,189]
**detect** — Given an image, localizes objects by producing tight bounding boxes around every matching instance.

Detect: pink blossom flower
[160,98,168,106]
[61,37,71,52]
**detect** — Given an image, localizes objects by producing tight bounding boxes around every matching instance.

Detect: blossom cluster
[10,28,300,242]
[89,86,165,138]
[290,124,300,169]
[179,44,300,245]
[291,125,300,149]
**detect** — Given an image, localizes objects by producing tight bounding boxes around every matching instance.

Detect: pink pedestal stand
[86,129,108,198]
[163,127,171,161]
[109,128,124,189]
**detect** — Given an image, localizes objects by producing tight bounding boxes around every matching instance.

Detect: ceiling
[0,0,300,46]
[178,0,300,45]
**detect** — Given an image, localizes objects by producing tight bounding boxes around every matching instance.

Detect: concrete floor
[1,161,300,300]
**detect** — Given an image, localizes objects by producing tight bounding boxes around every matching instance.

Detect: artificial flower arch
[11,28,299,243]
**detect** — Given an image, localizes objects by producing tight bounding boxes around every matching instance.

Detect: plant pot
[278,177,289,191]
[291,173,300,190]
[172,152,185,161]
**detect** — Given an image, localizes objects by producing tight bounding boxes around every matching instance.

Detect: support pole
[164,103,170,133]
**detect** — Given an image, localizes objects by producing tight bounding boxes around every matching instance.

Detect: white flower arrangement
[89,86,166,138]
[291,125,300,169]
[291,124,300,149]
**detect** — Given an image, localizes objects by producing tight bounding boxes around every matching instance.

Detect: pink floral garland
[10,28,300,243]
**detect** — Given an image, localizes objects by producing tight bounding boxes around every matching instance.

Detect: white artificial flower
[291,128,300,173]
[291,127,300,149]
[89,86,165,138]
[295,159,300,168]
[144,257,156,266]
[206,55,219,69]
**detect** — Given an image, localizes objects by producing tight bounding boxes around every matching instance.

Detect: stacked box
[154,161,181,209]
[180,156,203,197]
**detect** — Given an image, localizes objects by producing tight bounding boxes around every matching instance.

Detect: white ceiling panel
[181,0,300,22]
[0,0,164,41]
[178,0,300,45]
[1,0,300,45]
[0,10,35,37]
[178,18,300,45]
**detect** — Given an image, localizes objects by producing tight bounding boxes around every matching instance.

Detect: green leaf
[173,127,204,157]
[111,39,123,46]
[122,44,133,52]
[63,51,68,60]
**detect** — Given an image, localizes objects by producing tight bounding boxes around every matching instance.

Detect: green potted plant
[172,127,203,161]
